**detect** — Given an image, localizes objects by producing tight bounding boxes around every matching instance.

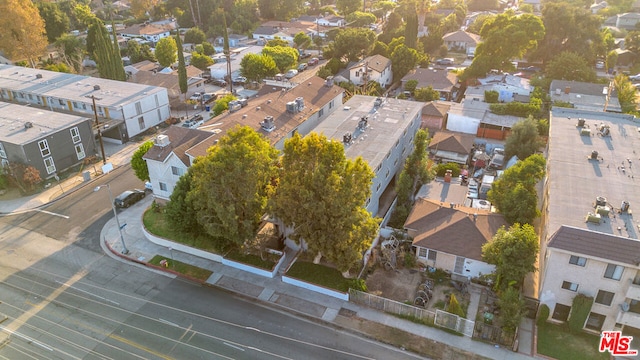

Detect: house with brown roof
[428,131,474,164]
[538,108,640,337]
[421,101,451,131]
[400,68,460,101]
[143,126,214,200]
[442,30,481,52]
[119,22,173,45]
[348,54,393,86]
[404,198,508,278]
[126,61,206,107]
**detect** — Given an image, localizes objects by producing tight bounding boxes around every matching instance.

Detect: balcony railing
[617,308,640,328]
[626,280,640,301]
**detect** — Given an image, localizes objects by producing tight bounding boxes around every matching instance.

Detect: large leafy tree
[531,2,602,64]
[613,74,638,113]
[498,286,527,336]
[155,37,178,68]
[127,40,156,63]
[336,0,362,15]
[270,133,379,272]
[130,0,160,18]
[166,168,202,235]
[0,0,48,67]
[190,52,214,70]
[346,11,376,27]
[482,223,539,291]
[240,53,278,82]
[391,44,421,81]
[293,32,312,50]
[188,126,279,250]
[131,141,153,182]
[258,0,304,20]
[463,11,544,79]
[333,28,376,61]
[261,46,299,72]
[545,51,597,82]
[37,1,71,43]
[184,27,206,44]
[55,34,85,73]
[488,154,546,225]
[414,86,440,102]
[504,117,544,161]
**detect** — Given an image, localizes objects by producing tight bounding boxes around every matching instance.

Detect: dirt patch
[366,267,423,303]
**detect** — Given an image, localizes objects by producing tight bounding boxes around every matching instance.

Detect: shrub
[447,293,466,317]
[349,278,368,292]
[484,90,499,103]
[537,304,550,326]
[568,294,593,333]
[434,162,461,177]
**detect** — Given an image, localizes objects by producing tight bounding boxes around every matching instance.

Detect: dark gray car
[114,189,145,208]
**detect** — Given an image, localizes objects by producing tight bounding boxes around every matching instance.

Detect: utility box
[82,170,91,182]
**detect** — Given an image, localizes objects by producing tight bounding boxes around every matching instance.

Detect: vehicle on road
[435,58,454,65]
[114,189,145,208]
[212,79,227,87]
[307,57,319,66]
[182,114,204,129]
[298,63,308,71]
[189,92,203,101]
[232,76,247,85]
[202,93,217,104]
[284,69,298,79]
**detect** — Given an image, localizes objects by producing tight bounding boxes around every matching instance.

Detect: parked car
[307,57,319,66]
[489,153,505,169]
[144,182,153,191]
[596,61,605,69]
[114,189,145,208]
[189,92,203,101]
[284,69,298,79]
[298,63,308,71]
[212,79,227,87]
[435,58,455,65]
[181,114,204,129]
[232,76,247,85]
[300,52,312,59]
[202,93,217,104]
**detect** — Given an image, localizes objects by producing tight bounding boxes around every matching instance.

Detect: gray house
[0,102,96,179]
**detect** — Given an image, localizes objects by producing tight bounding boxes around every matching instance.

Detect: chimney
[473,213,478,222]
[564,86,571,94]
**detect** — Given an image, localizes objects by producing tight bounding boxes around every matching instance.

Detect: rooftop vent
[577,118,585,127]
[286,101,297,113]
[621,201,630,212]
[35,74,42,79]
[591,150,599,160]
[24,122,33,129]
[260,116,275,132]
[580,128,591,136]
[325,76,333,87]
[374,97,383,107]
[586,212,601,224]
[155,134,170,147]
[358,117,368,131]
[599,123,610,136]
[295,97,304,111]
[343,132,352,145]
[94,85,101,91]
[596,205,610,217]
[596,196,607,207]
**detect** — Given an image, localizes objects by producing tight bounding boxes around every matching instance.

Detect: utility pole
[87,95,107,165]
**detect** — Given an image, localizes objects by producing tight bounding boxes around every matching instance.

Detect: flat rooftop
[547,107,640,239]
[312,95,424,169]
[0,64,165,108]
[0,102,89,145]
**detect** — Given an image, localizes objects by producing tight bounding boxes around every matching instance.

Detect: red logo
[599,331,638,356]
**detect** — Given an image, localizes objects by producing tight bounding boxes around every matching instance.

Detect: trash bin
[205,105,211,112]
[82,170,91,182]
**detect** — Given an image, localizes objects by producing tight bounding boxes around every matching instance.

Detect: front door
[454,256,465,274]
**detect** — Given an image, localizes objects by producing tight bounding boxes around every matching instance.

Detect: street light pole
[95,184,129,254]
[87,95,107,165]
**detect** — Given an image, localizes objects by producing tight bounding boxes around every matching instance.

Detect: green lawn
[149,255,213,281]
[286,261,351,292]
[143,208,221,253]
[225,250,277,270]
[537,322,608,360]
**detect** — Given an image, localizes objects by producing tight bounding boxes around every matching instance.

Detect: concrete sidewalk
[0,140,540,360]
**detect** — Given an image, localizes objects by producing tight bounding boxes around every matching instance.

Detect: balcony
[617,308,640,328]
[626,280,640,301]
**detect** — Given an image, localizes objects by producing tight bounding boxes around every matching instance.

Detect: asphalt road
[0,166,421,359]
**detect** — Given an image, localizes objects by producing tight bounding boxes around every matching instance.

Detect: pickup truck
[181,114,204,129]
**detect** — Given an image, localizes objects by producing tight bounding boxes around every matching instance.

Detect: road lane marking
[223,342,245,351]
[55,281,120,306]
[159,319,179,327]
[109,334,174,360]
[1,328,53,351]
[34,209,69,219]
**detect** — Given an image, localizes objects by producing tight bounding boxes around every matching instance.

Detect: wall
[142,226,224,262]
[282,275,349,300]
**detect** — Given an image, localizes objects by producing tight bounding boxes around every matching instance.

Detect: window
[585,312,606,331]
[138,116,145,130]
[135,102,142,115]
[171,166,184,176]
[394,158,398,166]
[75,144,85,160]
[44,157,56,174]
[595,290,615,306]
[329,100,334,109]
[427,250,437,261]
[82,103,87,110]
[385,169,390,178]
[0,142,6,158]
[605,264,623,280]
[28,94,33,100]
[569,255,586,267]
[155,95,159,107]
[159,182,167,191]
[395,139,399,148]
[70,127,81,143]
[561,281,578,292]
[376,183,381,192]
[59,99,65,106]
[38,140,50,157]
[157,109,161,120]
[419,248,427,258]
[73,101,79,109]
[319,108,324,117]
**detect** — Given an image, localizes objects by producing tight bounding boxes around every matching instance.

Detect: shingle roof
[548,225,640,266]
[443,30,481,44]
[422,101,451,117]
[428,131,474,154]
[405,198,508,261]
[143,126,214,166]
[402,68,458,92]
[349,54,391,73]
